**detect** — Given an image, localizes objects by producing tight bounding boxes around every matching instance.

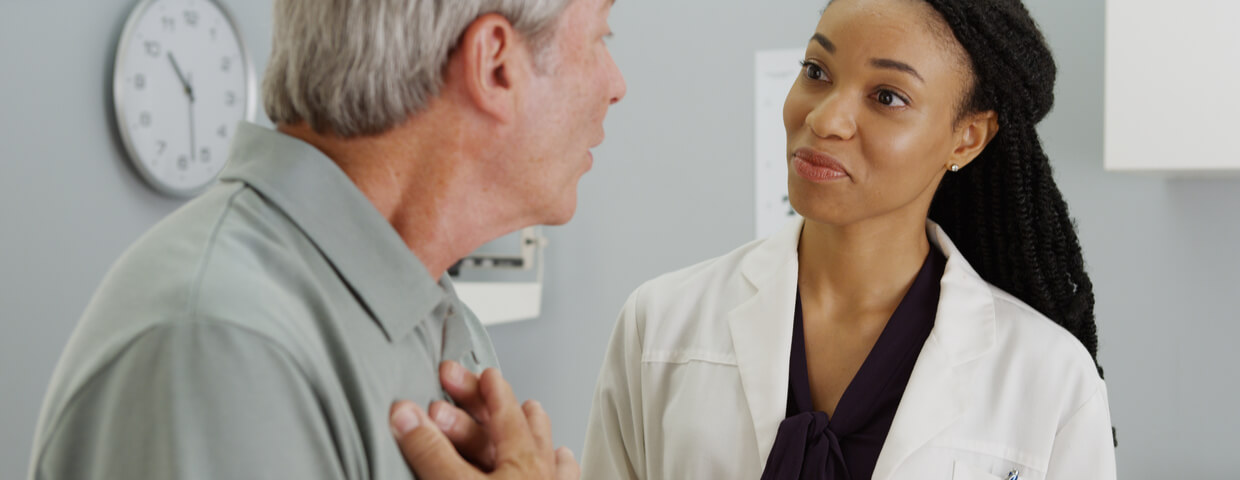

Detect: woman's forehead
[814,0,970,79]
[818,0,954,49]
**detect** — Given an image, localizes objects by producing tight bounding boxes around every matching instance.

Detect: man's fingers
[389,401,481,480]
[415,368,568,479]
[428,400,496,470]
[522,400,554,457]
[440,361,489,424]
[555,447,581,480]
[477,368,537,462]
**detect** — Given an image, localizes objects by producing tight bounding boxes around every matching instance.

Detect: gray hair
[262,0,574,137]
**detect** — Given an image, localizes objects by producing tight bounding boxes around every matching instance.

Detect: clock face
[113,0,255,197]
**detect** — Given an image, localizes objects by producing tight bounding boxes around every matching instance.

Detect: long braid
[921,0,1103,378]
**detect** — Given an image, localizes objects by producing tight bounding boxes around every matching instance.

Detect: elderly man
[28,0,624,478]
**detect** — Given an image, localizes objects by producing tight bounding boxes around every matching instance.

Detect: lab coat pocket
[952,460,1007,480]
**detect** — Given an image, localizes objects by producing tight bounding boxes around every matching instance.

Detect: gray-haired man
[29,0,624,478]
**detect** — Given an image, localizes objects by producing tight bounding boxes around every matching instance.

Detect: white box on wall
[1104,0,1240,174]
[754,48,804,239]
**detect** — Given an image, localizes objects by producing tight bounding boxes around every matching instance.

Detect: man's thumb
[391,401,479,479]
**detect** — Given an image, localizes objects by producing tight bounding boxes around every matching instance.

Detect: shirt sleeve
[32,321,347,480]
[1043,381,1118,480]
[581,291,647,480]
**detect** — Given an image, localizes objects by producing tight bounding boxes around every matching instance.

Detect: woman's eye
[875,89,909,107]
[801,61,828,82]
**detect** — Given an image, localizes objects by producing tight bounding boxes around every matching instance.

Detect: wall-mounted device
[450,227,548,326]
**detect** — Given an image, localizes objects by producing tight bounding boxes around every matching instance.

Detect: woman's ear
[948,110,999,170]
[449,13,530,124]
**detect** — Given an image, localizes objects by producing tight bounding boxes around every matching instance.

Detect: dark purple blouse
[760,249,946,480]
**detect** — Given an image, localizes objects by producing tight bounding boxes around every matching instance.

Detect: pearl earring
[950,164,961,172]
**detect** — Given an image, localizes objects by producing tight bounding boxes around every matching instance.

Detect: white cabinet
[1105,0,1240,173]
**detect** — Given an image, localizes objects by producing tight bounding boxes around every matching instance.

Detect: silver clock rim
[112,0,258,198]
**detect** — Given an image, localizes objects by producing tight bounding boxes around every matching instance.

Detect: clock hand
[166,52,194,101]
[168,52,198,162]
[189,98,197,163]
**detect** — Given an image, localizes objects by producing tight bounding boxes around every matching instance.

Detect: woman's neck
[797,215,932,318]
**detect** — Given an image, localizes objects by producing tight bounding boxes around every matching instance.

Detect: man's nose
[607,55,627,105]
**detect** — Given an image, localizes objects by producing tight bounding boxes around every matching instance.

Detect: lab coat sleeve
[1043,381,1117,480]
[581,290,647,480]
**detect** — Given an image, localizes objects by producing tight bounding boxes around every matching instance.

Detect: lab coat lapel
[870,329,966,480]
[727,219,802,468]
[871,222,997,480]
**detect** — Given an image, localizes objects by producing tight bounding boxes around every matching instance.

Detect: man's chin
[540,196,578,226]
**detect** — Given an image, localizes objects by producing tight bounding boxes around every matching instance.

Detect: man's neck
[277,113,529,281]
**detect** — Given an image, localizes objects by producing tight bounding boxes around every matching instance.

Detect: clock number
[225,91,237,106]
[139,111,152,127]
[161,16,175,32]
[220,56,231,73]
[144,41,161,58]
[200,147,212,163]
[134,74,146,90]
[156,140,167,155]
[217,125,228,138]
[184,10,199,27]
[177,155,189,171]
[210,27,217,41]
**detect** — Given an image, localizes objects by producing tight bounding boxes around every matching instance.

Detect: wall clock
[112,0,256,197]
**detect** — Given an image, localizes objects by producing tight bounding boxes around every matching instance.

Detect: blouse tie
[761,411,851,480]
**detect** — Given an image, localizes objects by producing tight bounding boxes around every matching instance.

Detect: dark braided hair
[919,0,1103,377]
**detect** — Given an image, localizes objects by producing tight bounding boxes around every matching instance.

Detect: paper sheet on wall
[754,48,805,239]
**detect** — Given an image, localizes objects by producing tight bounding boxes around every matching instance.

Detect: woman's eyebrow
[812,32,924,83]
[871,58,924,83]
[811,33,836,53]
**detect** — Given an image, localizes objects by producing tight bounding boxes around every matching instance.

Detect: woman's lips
[792,148,849,182]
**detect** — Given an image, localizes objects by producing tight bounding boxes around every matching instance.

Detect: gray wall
[0,0,274,475]
[2,0,1236,479]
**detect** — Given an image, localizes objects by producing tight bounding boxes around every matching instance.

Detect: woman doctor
[580,0,1116,478]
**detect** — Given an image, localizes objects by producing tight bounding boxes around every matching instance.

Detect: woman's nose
[804,91,857,141]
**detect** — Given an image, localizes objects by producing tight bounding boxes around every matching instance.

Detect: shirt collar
[219,122,445,341]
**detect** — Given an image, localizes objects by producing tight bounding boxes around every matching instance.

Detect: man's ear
[948,110,999,170]
[452,14,528,123]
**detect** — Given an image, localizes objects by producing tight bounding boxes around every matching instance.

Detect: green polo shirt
[29,122,499,480]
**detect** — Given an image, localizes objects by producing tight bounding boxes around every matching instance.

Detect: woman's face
[784,0,984,228]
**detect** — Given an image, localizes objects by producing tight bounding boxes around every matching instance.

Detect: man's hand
[390,367,579,479]
[429,361,496,468]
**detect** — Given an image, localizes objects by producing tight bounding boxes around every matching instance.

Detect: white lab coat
[582,219,1116,480]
